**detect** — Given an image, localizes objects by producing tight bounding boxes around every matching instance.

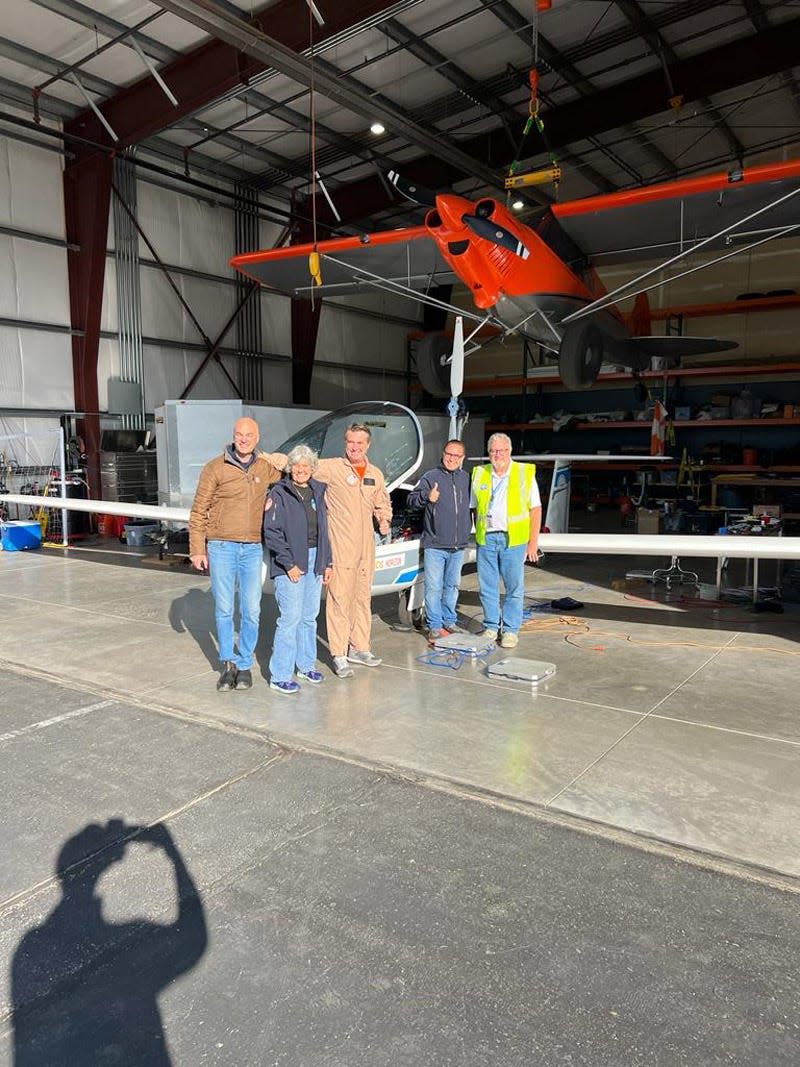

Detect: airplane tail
[543,458,572,534]
[618,336,738,363]
[629,292,651,336]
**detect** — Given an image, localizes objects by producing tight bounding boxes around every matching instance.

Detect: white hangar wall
[0,127,72,461]
[0,125,415,431]
[114,178,414,413]
[0,132,73,412]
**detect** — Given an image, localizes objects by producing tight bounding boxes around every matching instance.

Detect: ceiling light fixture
[512,198,524,211]
[370,121,386,135]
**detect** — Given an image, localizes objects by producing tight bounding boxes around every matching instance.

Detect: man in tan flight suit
[315,423,392,678]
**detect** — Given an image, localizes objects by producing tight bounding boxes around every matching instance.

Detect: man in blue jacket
[408,439,471,641]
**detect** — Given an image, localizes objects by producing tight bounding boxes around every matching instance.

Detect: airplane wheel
[558,321,604,390]
[415,334,452,397]
[398,588,425,629]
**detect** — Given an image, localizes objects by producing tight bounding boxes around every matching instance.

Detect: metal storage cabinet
[99,451,158,503]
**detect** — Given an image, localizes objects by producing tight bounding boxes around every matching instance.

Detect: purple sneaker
[270,680,300,695]
[297,669,324,684]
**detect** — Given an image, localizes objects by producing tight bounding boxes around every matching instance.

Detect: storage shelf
[464,361,800,394]
[487,417,800,432]
[646,293,800,321]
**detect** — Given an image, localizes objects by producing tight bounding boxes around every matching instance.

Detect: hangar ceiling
[1,0,800,234]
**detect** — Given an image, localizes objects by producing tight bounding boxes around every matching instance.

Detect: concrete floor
[1,538,799,1063]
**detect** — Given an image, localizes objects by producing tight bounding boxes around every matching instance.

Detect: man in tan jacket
[189,417,283,691]
[315,424,392,678]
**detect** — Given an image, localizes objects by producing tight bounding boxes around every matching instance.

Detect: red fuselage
[425,194,597,308]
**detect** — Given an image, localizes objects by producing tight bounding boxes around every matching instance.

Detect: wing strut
[563,183,800,324]
[321,252,491,327]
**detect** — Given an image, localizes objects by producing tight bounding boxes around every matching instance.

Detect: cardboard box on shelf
[636,507,663,534]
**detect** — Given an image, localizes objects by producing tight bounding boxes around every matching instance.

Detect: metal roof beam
[304,15,800,226]
[58,0,405,151]
[613,0,745,168]
[482,0,677,183]
[41,0,416,187]
[0,36,297,180]
[151,0,505,194]
[742,0,800,123]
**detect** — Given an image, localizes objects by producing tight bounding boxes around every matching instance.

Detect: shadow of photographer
[11,819,207,1066]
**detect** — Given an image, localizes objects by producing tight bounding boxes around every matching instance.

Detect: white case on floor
[432,633,497,655]
[486,658,557,683]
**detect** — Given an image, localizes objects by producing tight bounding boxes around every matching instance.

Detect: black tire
[397,587,425,629]
[415,334,453,397]
[558,321,604,390]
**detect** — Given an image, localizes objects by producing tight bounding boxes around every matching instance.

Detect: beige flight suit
[315,457,392,656]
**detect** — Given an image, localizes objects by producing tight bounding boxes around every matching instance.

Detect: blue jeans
[269,547,323,683]
[208,540,263,669]
[423,547,465,631]
[476,532,527,634]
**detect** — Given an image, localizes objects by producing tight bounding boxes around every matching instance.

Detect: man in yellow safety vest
[470,432,541,648]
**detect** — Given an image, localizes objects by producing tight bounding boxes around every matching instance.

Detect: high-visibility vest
[471,461,537,546]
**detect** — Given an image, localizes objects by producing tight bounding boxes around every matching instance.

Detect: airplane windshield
[276,402,424,491]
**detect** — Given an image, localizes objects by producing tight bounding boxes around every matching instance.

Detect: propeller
[462,214,530,259]
[387,170,437,208]
[447,316,465,441]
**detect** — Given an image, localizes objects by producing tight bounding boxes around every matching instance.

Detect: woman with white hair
[264,445,333,694]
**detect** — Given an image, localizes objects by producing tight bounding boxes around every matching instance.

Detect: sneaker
[333,656,354,678]
[297,669,324,684]
[217,661,238,691]
[444,622,466,633]
[347,649,382,667]
[235,668,252,690]
[481,628,499,641]
[427,628,449,644]
[270,680,300,695]
[500,631,519,648]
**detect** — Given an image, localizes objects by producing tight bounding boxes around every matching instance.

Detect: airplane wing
[231,226,456,298]
[551,159,800,266]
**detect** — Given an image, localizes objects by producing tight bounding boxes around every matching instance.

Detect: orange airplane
[231,159,800,390]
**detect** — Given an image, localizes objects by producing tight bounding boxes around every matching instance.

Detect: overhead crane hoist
[506,4,561,201]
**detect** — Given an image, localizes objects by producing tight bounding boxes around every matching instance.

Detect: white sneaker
[347,649,382,667]
[500,631,519,648]
[481,628,499,641]
[333,656,354,678]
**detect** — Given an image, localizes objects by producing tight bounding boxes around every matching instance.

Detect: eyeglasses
[443,451,464,459]
[489,448,510,454]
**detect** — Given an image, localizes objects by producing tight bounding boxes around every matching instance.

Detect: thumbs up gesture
[429,482,440,503]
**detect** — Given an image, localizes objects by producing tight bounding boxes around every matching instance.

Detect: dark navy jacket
[263,477,333,579]
[407,464,471,550]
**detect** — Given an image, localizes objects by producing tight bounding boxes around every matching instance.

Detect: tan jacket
[315,457,392,568]
[189,449,283,557]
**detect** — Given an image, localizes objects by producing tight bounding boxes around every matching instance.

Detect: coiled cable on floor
[416,645,497,671]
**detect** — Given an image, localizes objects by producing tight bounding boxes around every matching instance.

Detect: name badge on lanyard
[487,473,507,531]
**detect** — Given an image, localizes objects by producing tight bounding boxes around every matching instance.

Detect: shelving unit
[465,361,800,395]
[487,417,800,432]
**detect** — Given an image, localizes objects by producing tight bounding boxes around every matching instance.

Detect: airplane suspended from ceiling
[230,159,800,392]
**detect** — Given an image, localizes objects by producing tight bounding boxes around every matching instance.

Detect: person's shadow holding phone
[11,820,208,1066]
